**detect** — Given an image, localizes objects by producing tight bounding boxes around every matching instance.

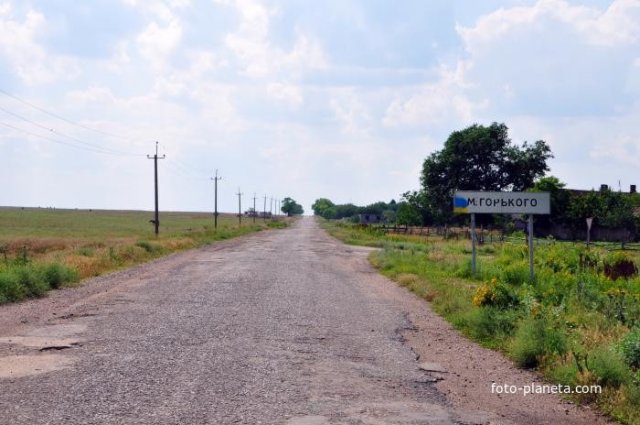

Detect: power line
[163,160,209,181]
[0,105,143,157]
[0,87,130,140]
[0,121,138,157]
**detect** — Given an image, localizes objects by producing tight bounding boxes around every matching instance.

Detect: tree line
[313,122,640,239]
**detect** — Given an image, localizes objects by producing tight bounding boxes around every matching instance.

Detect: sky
[0,0,639,214]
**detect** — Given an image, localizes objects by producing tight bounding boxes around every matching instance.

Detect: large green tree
[420,122,552,223]
[311,198,335,217]
[281,197,304,216]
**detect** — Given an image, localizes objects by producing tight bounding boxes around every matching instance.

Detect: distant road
[0,217,604,424]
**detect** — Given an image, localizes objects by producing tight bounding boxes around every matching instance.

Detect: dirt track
[0,217,608,424]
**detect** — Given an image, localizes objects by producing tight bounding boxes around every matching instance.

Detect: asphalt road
[0,217,467,425]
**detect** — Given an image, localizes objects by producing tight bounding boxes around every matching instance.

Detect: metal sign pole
[528,215,535,282]
[471,213,477,276]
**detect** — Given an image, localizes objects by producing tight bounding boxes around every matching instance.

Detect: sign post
[470,213,477,275]
[454,191,550,281]
[528,215,535,281]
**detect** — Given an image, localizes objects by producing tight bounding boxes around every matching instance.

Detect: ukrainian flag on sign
[453,196,469,214]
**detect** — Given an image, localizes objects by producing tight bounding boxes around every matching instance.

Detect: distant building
[244,209,273,218]
[358,213,382,225]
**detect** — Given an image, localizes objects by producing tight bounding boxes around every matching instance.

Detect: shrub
[76,246,95,257]
[42,263,78,289]
[16,266,48,297]
[511,314,567,368]
[15,246,30,265]
[135,240,160,253]
[619,327,640,369]
[588,347,630,388]
[473,278,519,309]
[0,270,25,302]
[463,306,518,343]
[501,262,531,285]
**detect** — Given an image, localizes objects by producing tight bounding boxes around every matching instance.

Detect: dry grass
[0,207,289,286]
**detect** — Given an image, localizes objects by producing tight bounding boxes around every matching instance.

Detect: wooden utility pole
[147,142,165,236]
[253,193,257,224]
[237,189,243,227]
[211,170,222,230]
[263,195,267,221]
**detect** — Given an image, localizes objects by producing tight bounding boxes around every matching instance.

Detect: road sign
[454,191,550,215]
[586,217,593,230]
[452,191,550,282]
[586,217,593,246]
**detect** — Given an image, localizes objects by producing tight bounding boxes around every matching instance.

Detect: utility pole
[147,141,165,236]
[211,170,222,230]
[252,193,257,224]
[263,194,267,222]
[236,188,243,227]
[270,197,273,217]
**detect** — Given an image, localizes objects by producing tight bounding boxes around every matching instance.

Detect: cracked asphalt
[0,218,463,424]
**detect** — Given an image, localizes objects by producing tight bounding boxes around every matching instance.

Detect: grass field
[0,207,287,303]
[322,220,640,425]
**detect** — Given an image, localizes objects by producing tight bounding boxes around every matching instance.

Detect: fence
[377,224,640,251]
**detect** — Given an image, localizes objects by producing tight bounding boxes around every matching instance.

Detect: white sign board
[454,191,550,215]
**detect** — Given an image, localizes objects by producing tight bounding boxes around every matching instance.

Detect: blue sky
[0,0,638,213]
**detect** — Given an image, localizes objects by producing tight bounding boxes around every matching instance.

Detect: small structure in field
[358,213,382,225]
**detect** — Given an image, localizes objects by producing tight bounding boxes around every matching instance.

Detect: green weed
[589,347,630,388]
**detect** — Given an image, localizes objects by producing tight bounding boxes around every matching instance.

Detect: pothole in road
[287,402,456,424]
[0,323,85,378]
[0,354,75,379]
[286,416,330,425]
[0,336,81,350]
[39,343,80,352]
[344,401,454,424]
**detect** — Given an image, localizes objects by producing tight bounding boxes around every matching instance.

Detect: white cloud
[102,40,131,74]
[285,33,328,71]
[123,0,190,22]
[0,5,80,85]
[458,0,640,50]
[590,135,640,166]
[383,63,484,128]
[330,89,373,136]
[267,82,303,106]
[456,0,640,118]
[136,19,182,67]
[221,0,327,78]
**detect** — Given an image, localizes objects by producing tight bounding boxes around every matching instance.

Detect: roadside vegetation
[323,220,640,424]
[0,207,288,304]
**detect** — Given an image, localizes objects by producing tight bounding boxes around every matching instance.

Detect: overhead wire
[0,121,139,157]
[0,87,130,140]
[158,142,210,180]
[0,104,144,157]
[0,88,221,187]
